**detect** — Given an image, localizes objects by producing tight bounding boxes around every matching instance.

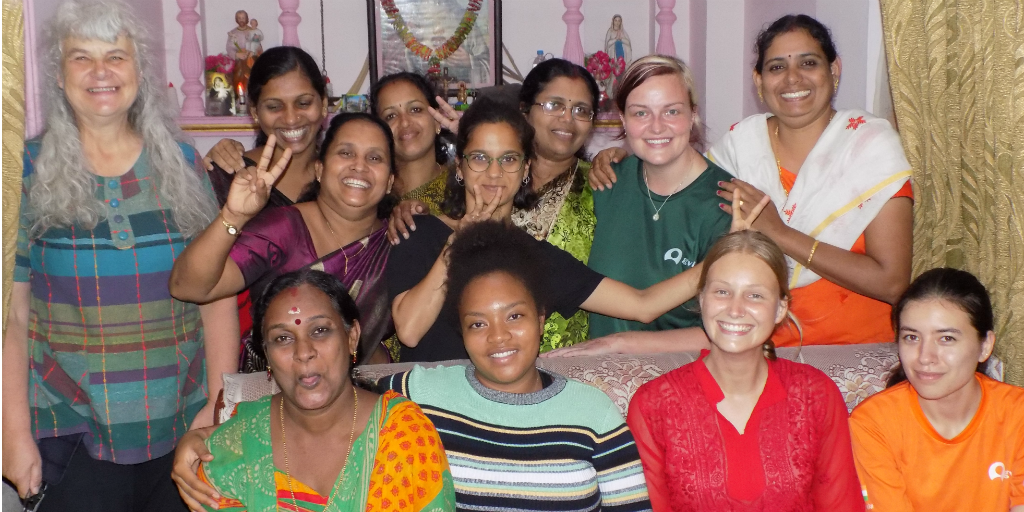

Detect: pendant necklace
[643,163,692,221]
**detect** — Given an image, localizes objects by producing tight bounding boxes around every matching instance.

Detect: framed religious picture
[366,0,502,88]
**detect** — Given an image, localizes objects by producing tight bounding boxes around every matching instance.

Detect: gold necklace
[316,201,355,276]
[771,110,836,191]
[279,387,359,511]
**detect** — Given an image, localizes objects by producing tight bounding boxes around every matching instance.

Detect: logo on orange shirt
[989,462,1012,481]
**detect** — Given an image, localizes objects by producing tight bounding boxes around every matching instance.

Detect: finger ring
[739,200,744,207]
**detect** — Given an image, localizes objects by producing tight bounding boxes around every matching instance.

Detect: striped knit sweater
[379,365,651,512]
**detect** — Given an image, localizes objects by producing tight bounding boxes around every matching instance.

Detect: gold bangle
[806,239,820,266]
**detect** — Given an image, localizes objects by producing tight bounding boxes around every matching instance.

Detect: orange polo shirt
[772,168,913,346]
[849,375,1024,511]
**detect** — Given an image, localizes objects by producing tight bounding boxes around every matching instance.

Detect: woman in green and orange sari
[193,269,455,512]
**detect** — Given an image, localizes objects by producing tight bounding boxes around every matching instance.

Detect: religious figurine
[227,10,255,87]
[604,15,632,97]
[454,81,470,111]
[440,67,452,101]
[247,18,264,56]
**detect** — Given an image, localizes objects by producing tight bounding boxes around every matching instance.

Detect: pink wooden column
[279,0,301,47]
[655,0,678,56]
[176,0,205,117]
[23,0,43,137]
[561,0,585,65]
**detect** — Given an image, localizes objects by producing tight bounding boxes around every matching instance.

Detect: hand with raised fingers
[718,178,781,235]
[203,138,246,173]
[589,147,628,190]
[455,184,503,232]
[427,97,462,134]
[722,187,771,233]
[223,135,291,225]
[387,199,429,245]
[170,426,221,511]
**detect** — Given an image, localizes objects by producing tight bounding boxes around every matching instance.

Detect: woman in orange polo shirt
[849,268,1024,511]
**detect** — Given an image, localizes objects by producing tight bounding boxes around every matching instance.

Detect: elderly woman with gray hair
[0,1,235,510]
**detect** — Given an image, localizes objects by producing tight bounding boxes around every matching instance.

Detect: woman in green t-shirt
[546,55,747,358]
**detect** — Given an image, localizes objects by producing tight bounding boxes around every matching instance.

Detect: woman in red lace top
[626,230,861,511]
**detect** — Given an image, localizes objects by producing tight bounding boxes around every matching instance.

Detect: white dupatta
[707,109,911,289]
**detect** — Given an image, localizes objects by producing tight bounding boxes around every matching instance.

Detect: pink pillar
[279,0,301,47]
[655,0,678,56]
[561,0,585,65]
[176,0,205,117]
[23,0,43,137]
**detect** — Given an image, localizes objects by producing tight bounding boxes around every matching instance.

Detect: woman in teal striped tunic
[379,220,651,512]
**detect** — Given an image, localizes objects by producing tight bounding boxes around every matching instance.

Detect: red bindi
[294,319,301,325]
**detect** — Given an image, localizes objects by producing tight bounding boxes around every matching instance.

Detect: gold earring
[833,80,839,93]
[758,90,764,103]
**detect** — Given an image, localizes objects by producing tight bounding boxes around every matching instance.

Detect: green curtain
[880,0,1024,385]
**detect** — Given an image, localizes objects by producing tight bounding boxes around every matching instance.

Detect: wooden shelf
[178,115,258,136]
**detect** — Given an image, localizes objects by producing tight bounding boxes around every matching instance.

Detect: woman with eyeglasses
[385,96,760,362]
[391,58,602,353]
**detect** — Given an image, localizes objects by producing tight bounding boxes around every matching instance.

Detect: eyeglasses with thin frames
[532,100,595,122]
[461,152,526,175]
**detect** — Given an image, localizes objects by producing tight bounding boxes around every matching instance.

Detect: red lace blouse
[626,351,862,511]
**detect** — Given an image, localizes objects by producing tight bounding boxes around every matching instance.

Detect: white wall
[501,0,573,82]
[703,0,746,141]
[27,0,885,147]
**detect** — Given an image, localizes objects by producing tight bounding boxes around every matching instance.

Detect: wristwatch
[222,218,240,236]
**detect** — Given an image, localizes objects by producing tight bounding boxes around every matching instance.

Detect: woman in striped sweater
[379,220,651,512]
[171,220,651,512]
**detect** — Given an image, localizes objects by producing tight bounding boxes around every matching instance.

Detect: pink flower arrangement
[205,53,235,74]
[585,51,625,81]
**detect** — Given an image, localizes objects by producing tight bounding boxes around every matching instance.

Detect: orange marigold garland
[380,0,483,73]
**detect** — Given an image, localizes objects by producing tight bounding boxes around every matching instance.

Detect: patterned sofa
[219,342,1003,422]
[355,343,903,416]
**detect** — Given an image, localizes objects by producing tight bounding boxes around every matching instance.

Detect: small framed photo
[343,94,369,113]
[205,71,234,116]
[366,0,503,87]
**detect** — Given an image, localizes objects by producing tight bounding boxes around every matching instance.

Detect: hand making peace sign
[223,134,292,223]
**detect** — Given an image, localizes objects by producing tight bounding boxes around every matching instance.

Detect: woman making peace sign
[170,113,399,364]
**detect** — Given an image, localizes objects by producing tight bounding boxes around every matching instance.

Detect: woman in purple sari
[170,113,399,367]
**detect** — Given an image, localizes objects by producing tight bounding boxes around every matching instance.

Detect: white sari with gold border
[708,109,911,289]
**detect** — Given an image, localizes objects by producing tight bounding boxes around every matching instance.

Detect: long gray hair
[28,0,217,238]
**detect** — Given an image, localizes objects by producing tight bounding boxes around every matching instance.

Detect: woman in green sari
[390,59,601,352]
[192,269,455,512]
